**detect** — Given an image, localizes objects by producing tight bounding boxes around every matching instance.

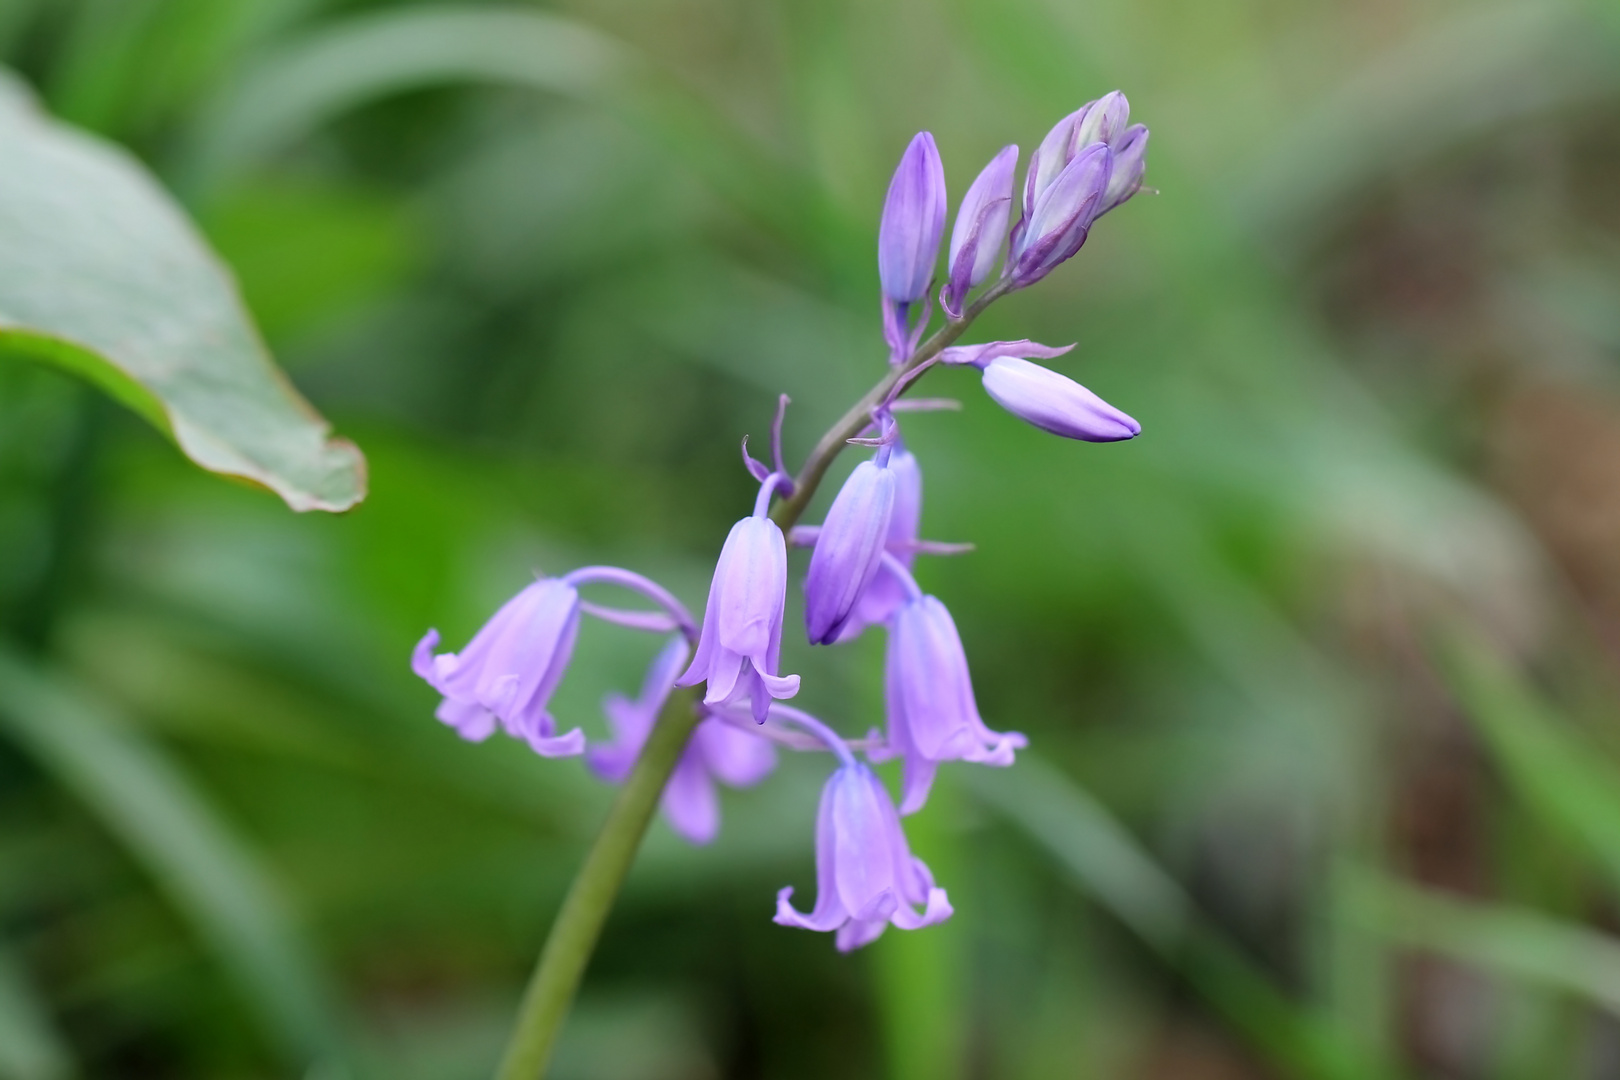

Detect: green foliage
[4,0,1620,1075]
[0,70,363,512]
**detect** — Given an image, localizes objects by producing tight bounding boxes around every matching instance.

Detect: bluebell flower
[876,592,1026,813]
[774,761,952,951]
[413,577,586,757]
[677,476,801,722]
[804,455,897,644]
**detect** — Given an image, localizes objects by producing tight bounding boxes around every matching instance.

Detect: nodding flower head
[412,577,586,757]
[677,475,801,723]
[942,145,1018,318]
[878,132,947,305]
[589,637,777,844]
[876,592,1026,814]
[774,761,952,951]
[804,456,897,645]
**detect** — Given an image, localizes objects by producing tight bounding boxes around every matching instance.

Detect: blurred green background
[5,0,1620,1076]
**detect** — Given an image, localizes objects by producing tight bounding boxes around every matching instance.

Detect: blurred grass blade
[0,943,71,1080]
[187,6,631,187]
[963,759,1388,1080]
[0,648,344,1068]
[1234,3,1620,245]
[1437,629,1620,891]
[185,6,854,280]
[0,68,364,513]
[1341,866,1620,1015]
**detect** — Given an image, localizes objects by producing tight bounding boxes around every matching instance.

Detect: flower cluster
[412,92,1149,951]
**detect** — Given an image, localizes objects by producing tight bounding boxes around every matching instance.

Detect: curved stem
[494,686,704,1080]
[770,281,1004,531]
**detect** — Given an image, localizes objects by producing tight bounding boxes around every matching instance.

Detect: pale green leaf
[0,70,364,512]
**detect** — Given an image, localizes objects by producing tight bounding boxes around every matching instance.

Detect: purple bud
[1072,90,1131,154]
[412,578,586,757]
[979,356,1139,442]
[834,447,921,641]
[774,762,952,951]
[1010,143,1111,289]
[878,132,947,304]
[1099,124,1148,215]
[1022,91,1131,223]
[880,595,1026,813]
[804,458,897,644]
[590,637,777,845]
[942,145,1017,317]
[677,512,800,723]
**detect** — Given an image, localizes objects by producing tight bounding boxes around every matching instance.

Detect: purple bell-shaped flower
[834,446,922,641]
[412,577,586,757]
[876,590,1026,814]
[589,637,778,844]
[774,761,952,951]
[804,454,897,645]
[677,475,801,722]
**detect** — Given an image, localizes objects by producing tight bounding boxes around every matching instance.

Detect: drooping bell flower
[1008,142,1111,289]
[941,145,1017,318]
[774,761,952,951]
[589,637,777,844]
[878,132,947,361]
[804,455,897,645]
[677,476,801,723]
[877,592,1026,814]
[412,577,586,757]
[834,446,922,641]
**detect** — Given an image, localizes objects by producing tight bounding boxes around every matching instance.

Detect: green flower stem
[494,685,703,1080]
[493,283,1002,1079]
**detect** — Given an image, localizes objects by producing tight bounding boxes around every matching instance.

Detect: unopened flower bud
[805,458,897,644]
[979,355,1139,442]
[877,132,947,304]
[1099,124,1149,215]
[942,145,1017,317]
[1009,142,1111,288]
